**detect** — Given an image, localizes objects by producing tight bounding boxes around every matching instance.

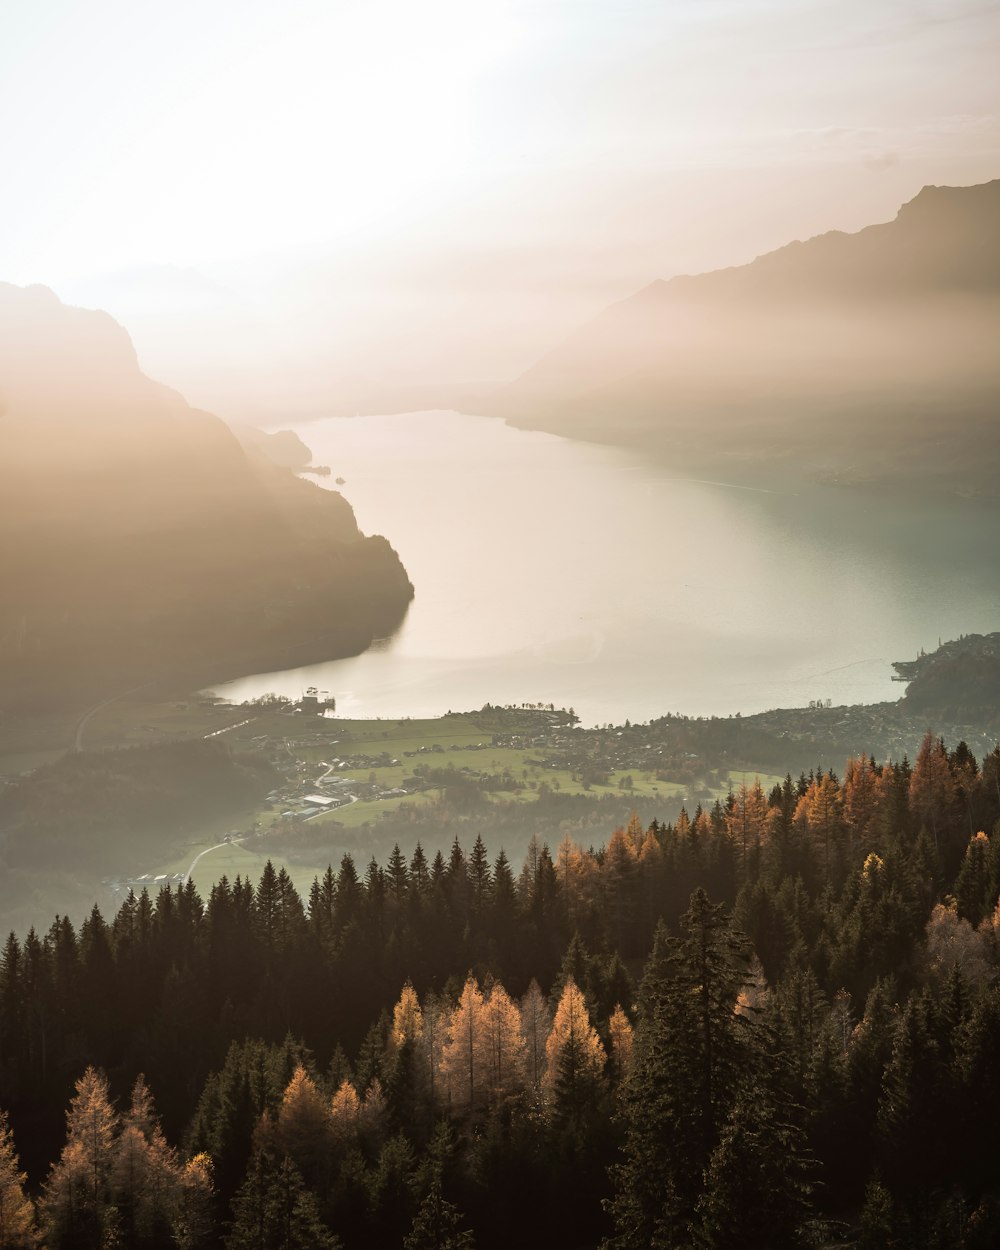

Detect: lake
[212,410,999,726]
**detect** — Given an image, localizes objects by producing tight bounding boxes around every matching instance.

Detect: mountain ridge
[0,283,413,709]
[490,178,1000,494]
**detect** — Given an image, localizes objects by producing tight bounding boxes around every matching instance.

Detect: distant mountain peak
[491,176,1000,496]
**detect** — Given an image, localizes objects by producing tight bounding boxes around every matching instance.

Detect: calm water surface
[213,411,1000,725]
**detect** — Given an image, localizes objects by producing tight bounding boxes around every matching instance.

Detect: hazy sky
[3,0,999,407]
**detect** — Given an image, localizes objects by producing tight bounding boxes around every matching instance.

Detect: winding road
[183,838,243,885]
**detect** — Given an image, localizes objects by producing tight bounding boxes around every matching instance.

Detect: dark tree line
[1,734,1000,1247]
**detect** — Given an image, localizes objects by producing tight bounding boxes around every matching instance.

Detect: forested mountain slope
[2,732,1000,1247]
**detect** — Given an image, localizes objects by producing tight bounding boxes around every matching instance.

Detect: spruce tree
[605,894,755,1249]
[226,1150,336,1250]
[693,1081,810,1250]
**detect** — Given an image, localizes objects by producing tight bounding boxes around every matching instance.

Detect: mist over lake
[212,410,999,724]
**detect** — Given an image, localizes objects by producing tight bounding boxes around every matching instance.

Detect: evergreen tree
[605,894,754,1249]
[693,1081,810,1250]
[404,1175,475,1250]
[467,836,493,919]
[226,1149,336,1250]
[404,1126,474,1250]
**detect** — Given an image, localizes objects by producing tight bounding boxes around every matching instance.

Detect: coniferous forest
[2,732,1000,1249]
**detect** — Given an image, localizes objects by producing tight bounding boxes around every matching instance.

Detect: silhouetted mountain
[493,179,1000,494]
[0,284,413,708]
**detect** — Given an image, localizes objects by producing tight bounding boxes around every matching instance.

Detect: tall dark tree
[605,893,757,1248]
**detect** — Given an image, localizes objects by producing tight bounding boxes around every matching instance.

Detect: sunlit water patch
[212,411,1000,725]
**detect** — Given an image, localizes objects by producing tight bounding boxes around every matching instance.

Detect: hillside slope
[0,284,413,708]
[492,179,1000,493]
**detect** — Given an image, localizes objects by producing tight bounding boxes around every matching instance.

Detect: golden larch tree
[41,1066,119,1248]
[277,1066,332,1181]
[392,982,424,1049]
[910,732,958,850]
[111,1075,181,1248]
[843,755,879,850]
[329,1080,361,1147]
[173,1154,214,1250]
[608,1004,634,1080]
[796,773,843,888]
[358,1078,387,1147]
[725,780,770,880]
[544,978,606,1106]
[519,980,553,1092]
[439,975,492,1116]
[419,993,449,1110]
[483,982,526,1105]
[0,1110,38,1248]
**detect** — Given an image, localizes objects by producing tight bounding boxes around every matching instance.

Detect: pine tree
[603,827,639,951]
[0,1111,38,1249]
[490,850,518,943]
[409,844,431,899]
[796,773,843,890]
[858,1176,897,1250]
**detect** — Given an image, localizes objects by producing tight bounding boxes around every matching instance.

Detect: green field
[159,841,334,900]
[1,694,787,933]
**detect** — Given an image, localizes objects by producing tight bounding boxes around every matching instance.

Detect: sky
[2,0,999,413]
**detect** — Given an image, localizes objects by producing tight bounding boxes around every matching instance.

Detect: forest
[2,730,1000,1249]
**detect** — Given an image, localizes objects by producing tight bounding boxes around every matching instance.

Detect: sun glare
[0,0,522,281]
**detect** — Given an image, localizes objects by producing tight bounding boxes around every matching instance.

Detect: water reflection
[212,411,999,725]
